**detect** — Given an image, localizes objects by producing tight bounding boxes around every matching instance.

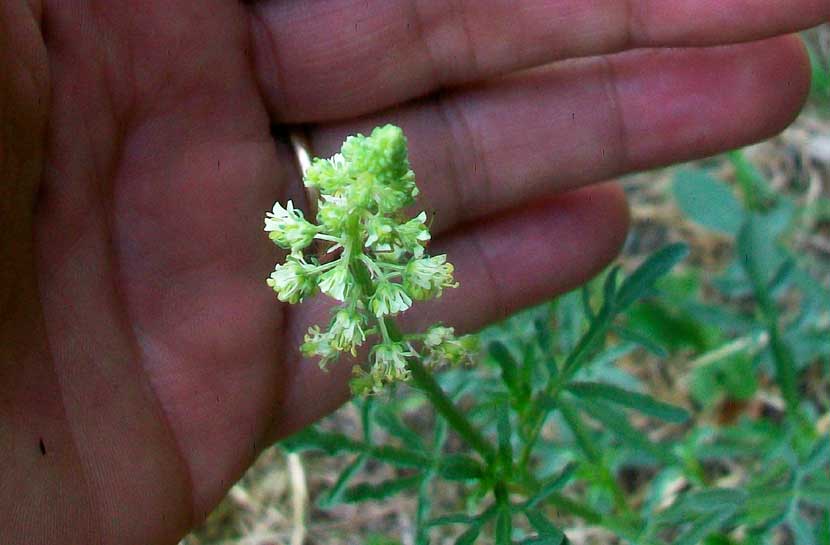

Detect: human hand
[1,1,827,543]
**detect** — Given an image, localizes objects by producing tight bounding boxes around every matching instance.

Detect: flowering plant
[265,125,476,394]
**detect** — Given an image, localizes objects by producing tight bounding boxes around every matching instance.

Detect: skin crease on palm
[0,0,828,542]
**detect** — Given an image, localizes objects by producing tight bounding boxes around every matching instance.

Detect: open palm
[1,1,827,543]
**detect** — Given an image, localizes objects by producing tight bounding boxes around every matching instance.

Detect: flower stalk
[264,124,477,395]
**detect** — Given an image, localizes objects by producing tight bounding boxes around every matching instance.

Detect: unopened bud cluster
[265,125,477,394]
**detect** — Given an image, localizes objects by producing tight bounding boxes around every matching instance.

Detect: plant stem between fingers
[346,233,495,463]
[385,317,497,464]
[406,354,497,465]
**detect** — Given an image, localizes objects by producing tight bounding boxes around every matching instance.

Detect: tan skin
[1,1,827,543]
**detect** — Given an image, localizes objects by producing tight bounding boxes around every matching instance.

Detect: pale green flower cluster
[265,125,477,394]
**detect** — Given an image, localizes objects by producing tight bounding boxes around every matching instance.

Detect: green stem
[407,359,496,462]
[518,307,614,471]
[377,314,391,343]
[559,403,630,515]
[742,235,800,419]
[384,318,496,464]
[346,217,496,464]
[728,150,773,211]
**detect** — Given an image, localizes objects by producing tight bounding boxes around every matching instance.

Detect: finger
[270,182,629,438]
[248,0,829,120]
[308,36,810,235]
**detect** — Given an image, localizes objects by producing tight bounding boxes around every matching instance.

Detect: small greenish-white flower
[349,369,377,396]
[396,212,431,256]
[328,308,366,355]
[370,281,413,317]
[364,215,397,250]
[368,341,412,389]
[351,341,413,396]
[264,200,319,254]
[423,325,456,349]
[423,330,478,369]
[318,262,352,302]
[373,245,408,264]
[267,258,318,303]
[403,255,457,300]
[301,326,339,369]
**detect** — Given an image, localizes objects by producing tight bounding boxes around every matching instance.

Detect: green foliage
[807,39,830,109]
[283,240,696,543]
[277,140,829,544]
[673,169,743,234]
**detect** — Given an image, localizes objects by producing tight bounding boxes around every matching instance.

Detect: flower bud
[304,154,350,194]
[315,194,350,233]
[340,126,418,213]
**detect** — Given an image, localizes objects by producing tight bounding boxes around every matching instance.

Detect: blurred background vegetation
[181,26,830,545]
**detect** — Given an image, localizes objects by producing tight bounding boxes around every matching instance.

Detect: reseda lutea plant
[275,143,830,545]
[264,125,476,395]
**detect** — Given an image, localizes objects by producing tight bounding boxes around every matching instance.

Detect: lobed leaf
[673,510,734,545]
[576,399,678,466]
[342,474,423,503]
[615,244,689,311]
[524,464,577,510]
[525,509,566,544]
[802,436,830,476]
[497,400,513,476]
[374,405,426,452]
[567,381,690,423]
[281,427,363,455]
[436,454,488,481]
[318,453,368,508]
[490,341,526,401]
[610,325,669,358]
